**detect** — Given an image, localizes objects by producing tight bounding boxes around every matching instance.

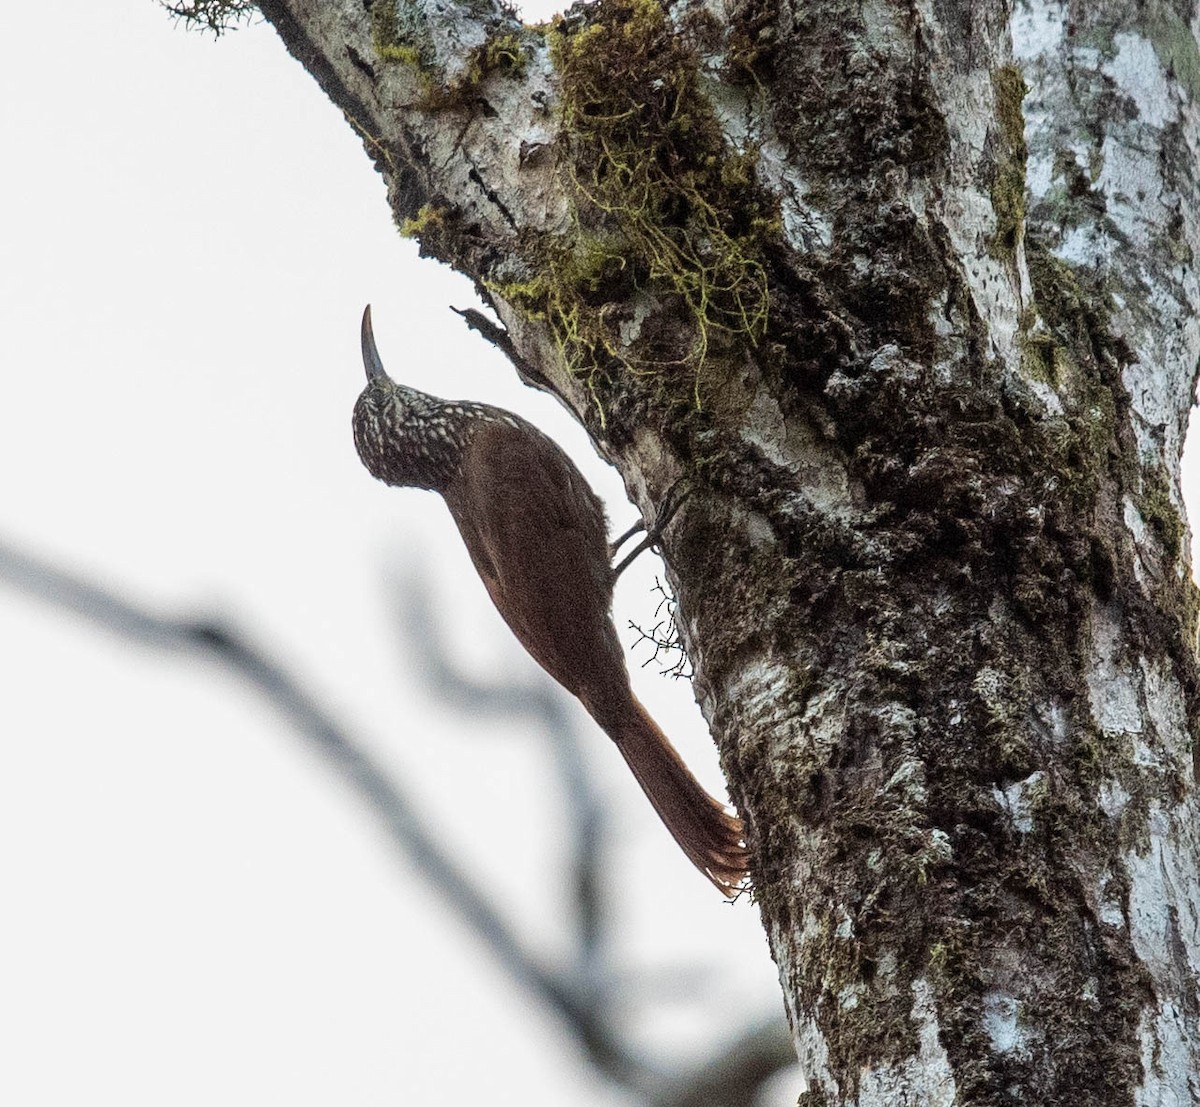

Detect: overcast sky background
[0,2,798,1104]
[4,5,1198,1106]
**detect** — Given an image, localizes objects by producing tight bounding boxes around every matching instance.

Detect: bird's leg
[612,479,692,579]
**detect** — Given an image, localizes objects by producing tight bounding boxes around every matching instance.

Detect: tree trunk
[252,0,1200,1100]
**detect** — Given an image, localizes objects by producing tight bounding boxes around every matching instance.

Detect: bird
[351,305,748,894]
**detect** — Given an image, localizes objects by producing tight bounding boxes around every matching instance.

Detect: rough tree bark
[243,0,1200,1101]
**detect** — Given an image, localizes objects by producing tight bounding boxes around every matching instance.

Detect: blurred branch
[662,1019,796,1107]
[391,566,798,1104]
[391,566,608,985]
[0,537,796,1104]
[0,536,635,1077]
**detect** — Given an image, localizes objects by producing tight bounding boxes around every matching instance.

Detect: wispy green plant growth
[500,0,776,409]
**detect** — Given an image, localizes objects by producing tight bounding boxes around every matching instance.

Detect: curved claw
[361,304,389,381]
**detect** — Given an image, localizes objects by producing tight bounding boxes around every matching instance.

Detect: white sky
[0,2,792,1105]
[3,4,1198,1106]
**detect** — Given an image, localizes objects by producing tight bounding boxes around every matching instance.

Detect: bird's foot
[611,478,692,578]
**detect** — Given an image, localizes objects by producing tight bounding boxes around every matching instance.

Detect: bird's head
[352,304,415,483]
[352,304,459,492]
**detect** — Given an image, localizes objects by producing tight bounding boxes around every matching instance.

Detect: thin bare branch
[0,536,637,1079]
[657,1019,796,1107]
[450,306,553,392]
[158,0,257,36]
[0,537,789,1102]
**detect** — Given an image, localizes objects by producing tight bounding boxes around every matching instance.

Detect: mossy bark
[254,0,1200,1101]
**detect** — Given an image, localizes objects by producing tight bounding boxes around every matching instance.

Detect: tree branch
[659,1019,795,1107]
[0,536,635,1074]
[450,306,555,392]
[0,537,793,1101]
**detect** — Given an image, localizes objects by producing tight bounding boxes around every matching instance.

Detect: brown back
[442,419,628,709]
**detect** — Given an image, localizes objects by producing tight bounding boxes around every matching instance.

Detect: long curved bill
[361,304,389,381]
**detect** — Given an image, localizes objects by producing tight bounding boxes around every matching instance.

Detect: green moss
[1018,298,1064,386]
[411,28,532,108]
[1140,467,1185,561]
[399,203,455,246]
[1020,246,1132,504]
[488,231,635,419]
[1142,7,1200,102]
[994,65,1027,155]
[1023,239,1138,486]
[1021,333,1062,385]
[380,40,426,66]
[399,203,439,238]
[372,3,529,109]
[989,65,1028,261]
[396,199,480,264]
[1022,241,1128,385]
[466,30,528,82]
[490,0,777,413]
[372,1,434,66]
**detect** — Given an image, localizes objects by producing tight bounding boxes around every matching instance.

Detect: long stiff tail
[608,697,749,895]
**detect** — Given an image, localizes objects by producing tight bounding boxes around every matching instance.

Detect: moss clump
[502,0,776,410]
[994,66,1028,175]
[1140,468,1185,561]
[371,1,433,66]
[553,0,772,348]
[421,28,531,107]
[396,198,484,265]
[1023,239,1111,353]
[989,65,1028,261]
[378,40,425,67]
[372,10,529,109]
[1142,7,1200,102]
[1024,239,1135,480]
[398,202,464,259]
[722,0,781,84]
[489,231,635,417]
[1020,326,1063,386]
[399,203,443,238]
[466,30,528,82]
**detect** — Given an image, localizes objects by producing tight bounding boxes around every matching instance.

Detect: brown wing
[444,420,748,895]
[443,419,628,705]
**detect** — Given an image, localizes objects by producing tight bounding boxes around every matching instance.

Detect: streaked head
[351,305,458,491]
